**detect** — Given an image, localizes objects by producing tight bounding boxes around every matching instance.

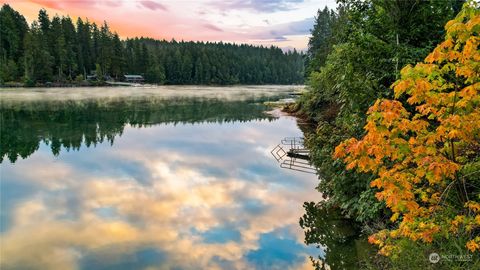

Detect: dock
[271,137,317,174]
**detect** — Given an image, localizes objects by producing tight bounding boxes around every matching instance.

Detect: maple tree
[334,2,480,256]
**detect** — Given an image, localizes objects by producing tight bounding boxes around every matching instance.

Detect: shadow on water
[300,201,375,270]
[295,119,376,269]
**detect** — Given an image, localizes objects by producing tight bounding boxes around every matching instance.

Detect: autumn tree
[335,1,480,256]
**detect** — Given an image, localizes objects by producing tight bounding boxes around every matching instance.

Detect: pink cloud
[2,0,310,50]
[139,0,167,11]
[26,0,123,11]
[203,23,223,32]
[104,1,123,8]
[28,0,63,10]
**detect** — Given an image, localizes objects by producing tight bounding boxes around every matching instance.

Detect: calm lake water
[0,86,323,270]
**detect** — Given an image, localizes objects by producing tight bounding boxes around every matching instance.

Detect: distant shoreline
[0,82,305,88]
[0,81,109,88]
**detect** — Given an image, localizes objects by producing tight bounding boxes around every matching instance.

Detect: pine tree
[0,4,305,85]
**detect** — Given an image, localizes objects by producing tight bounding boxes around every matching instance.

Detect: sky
[1,0,337,51]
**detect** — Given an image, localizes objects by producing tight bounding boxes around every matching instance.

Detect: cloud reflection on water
[0,87,317,270]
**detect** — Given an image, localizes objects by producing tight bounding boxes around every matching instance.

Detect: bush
[23,77,35,87]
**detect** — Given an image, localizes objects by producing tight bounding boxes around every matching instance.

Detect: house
[124,75,144,83]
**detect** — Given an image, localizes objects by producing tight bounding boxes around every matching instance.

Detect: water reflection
[300,202,373,270]
[0,87,289,163]
[0,86,319,270]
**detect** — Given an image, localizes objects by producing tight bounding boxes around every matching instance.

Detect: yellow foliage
[467,237,480,252]
[334,2,480,256]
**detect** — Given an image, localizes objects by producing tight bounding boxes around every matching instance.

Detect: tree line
[0,4,304,86]
[297,0,480,269]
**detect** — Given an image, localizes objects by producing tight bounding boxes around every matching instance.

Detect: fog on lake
[0,86,322,270]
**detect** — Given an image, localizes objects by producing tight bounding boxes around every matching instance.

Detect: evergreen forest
[0,4,304,86]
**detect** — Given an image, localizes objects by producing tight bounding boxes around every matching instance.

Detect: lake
[0,86,322,270]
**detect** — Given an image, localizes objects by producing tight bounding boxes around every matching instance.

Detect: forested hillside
[298,0,480,269]
[0,4,304,86]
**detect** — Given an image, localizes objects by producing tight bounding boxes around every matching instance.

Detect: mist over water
[0,86,319,270]
[0,85,304,103]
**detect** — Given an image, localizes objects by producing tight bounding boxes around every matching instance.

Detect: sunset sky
[1,0,337,51]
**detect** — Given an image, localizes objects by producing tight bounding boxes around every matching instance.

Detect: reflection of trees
[300,202,373,270]
[1,96,278,163]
